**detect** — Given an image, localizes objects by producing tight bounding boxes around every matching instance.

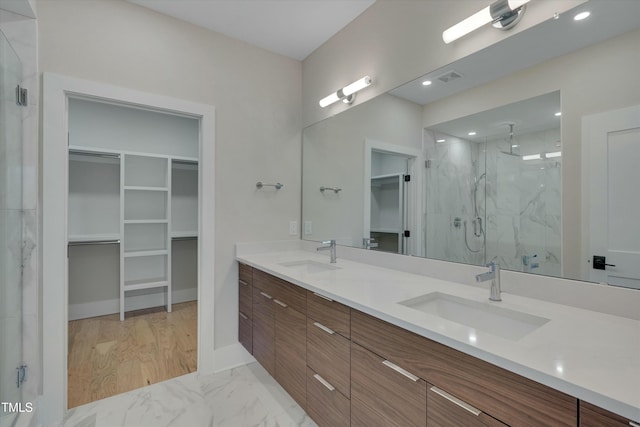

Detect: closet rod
[68,239,120,246]
[69,149,121,159]
[171,236,198,241]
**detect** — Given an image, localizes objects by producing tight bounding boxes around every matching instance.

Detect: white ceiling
[128,0,375,61]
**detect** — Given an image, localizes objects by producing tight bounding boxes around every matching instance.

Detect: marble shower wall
[0,4,40,415]
[424,127,561,276]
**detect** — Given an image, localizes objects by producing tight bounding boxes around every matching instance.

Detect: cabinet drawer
[238,311,252,354]
[351,309,577,427]
[239,279,252,320]
[351,342,427,427]
[275,304,307,410]
[239,262,253,285]
[580,401,638,427]
[307,290,350,338]
[306,317,350,398]
[427,383,506,427]
[253,270,306,314]
[307,367,350,427]
[252,286,275,376]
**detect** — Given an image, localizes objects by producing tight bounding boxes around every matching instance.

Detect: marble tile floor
[59,363,317,427]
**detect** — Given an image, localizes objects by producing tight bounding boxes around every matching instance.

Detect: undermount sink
[398,292,549,341]
[278,259,341,274]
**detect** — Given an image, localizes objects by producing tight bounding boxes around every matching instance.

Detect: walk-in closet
[66,98,199,407]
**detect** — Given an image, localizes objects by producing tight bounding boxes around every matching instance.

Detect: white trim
[364,139,423,256]
[212,343,256,373]
[42,73,216,425]
[68,288,197,321]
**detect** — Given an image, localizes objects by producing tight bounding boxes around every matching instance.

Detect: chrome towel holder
[256,181,283,190]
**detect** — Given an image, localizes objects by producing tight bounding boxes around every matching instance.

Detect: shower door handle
[593,255,615,270]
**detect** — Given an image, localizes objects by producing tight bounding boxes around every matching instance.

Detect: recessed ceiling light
[422,80,432,86]
[574,11,590,21]
[468,131,476,136]
[555,112,562,117]
[545,151,562,158]
[511,144,519,148]
[436,139,446,143]
[523,154,541,161]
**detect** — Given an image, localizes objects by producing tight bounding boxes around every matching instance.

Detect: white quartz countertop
[236,247,640,421]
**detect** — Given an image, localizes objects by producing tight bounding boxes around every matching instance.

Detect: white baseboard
[212,343,256,373]
[68,288,197,320]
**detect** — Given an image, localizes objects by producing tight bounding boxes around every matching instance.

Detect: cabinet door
[252,286,275,376]
[351,342,426,427]
[306,317,350,398]
[238,264,253,353]
[580,401,638,427]
[427,384,507,427]
[238,311,252,354]
[275,302,307,409]
[307,367,350,427]
[307,290,350,338]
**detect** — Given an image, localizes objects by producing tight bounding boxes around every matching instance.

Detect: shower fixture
[500,123,521,157]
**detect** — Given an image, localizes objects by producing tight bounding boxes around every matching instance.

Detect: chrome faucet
[475,258,501,301]
[317,240,337,263]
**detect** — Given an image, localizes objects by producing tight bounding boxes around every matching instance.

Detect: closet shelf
[123,279,169,291]
[172,231,198,239]
[69,233,121,243]
[124,219,169,224]
[123,249,168,258]
[371,228,402,234]
[124,186,169,192]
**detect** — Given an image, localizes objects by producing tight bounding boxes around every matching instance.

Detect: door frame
[41,73,216,422]
[364,139,423,256]
[581,104,640,284]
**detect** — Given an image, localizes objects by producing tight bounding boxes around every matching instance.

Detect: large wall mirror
[302,1,640,287]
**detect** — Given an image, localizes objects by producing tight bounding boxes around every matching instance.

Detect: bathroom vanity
[236,242,640,426]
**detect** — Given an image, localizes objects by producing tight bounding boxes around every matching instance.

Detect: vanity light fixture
[319,76,372,108]
[442,0,531,44]
[522,154,541,160]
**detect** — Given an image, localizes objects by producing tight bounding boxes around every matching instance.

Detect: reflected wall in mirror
[302,1,640,285]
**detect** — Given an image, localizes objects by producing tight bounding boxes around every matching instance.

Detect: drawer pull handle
[313,292,333,302]
[382,360,420,382]
[239,280,249,287]
[313,373,335,391]
[630,422,640,427]
[313,322,335,335]
[430,386,481,416]
[273,299,288,308]
[260,291,273,300]
[239,312,248,320]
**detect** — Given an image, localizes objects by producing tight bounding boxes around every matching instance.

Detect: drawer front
[580,401,635,427]
[351,342,427,427]
[252,286,275,377]
[239,279,252,319]
[307,367,350,427]
[306,317,350,398]
[253,270,306,314]
[238,311,252,354]
[307,290,350,338]
[351,309,577,427]
[427,383,507,427]
[275,304,307,410]
[239,263,253,285]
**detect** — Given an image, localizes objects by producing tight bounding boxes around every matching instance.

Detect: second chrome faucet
[317,240,337,263]
[476,258,501,301]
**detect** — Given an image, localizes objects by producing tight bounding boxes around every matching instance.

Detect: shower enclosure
[424,110,562,277]
[0,29,24,425]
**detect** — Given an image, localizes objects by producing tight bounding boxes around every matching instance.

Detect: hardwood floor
[68,301,197,408]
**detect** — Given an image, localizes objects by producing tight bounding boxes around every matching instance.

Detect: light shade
[443,0,531,44]
[319,76,372,108]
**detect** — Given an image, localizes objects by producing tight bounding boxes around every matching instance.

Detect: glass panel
[0,28,23,418]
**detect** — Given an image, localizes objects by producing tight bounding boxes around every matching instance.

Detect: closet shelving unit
[370,173,404,253]
[69,145,198,320]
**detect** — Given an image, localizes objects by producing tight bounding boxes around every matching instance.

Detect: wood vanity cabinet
[351,309,577,427]
[427,383,507,427]
[306,290,352,426]
[252,269,307,409]
[351,341,427,426]
[579,401,639,427]
[238,263,253,354]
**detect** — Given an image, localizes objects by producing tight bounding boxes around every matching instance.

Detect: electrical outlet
[289,221,298,236]
[304,220,312,235]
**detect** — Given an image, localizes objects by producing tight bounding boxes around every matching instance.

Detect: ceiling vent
[437,70,463,83]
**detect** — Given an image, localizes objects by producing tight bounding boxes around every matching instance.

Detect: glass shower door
[0,28,24,424]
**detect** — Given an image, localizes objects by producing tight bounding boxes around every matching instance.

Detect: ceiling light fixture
[422,80,432,86]
[545,151,562,158]
[574,11,590,21]
[522,154,541,160]
[468,131,477,136]
[554,112,562,117]
[442,0,531,44]
[319,76,372,108]
[436,139,446,143]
